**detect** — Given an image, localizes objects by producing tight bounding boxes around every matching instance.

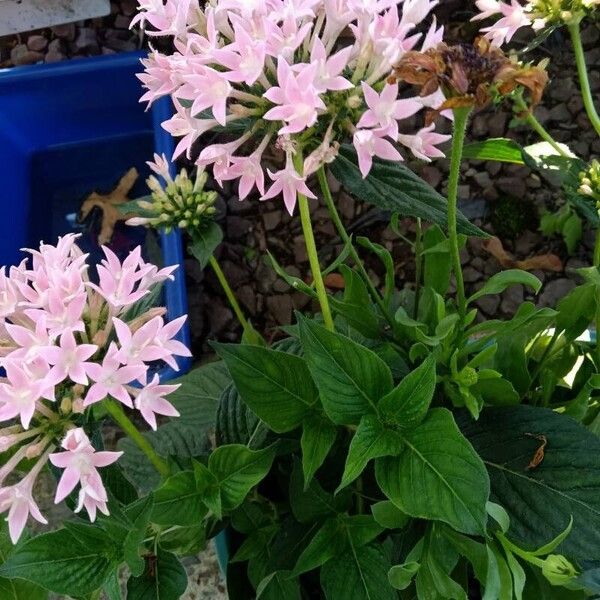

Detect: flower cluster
[134,0,452,215]
[579,159,600,205]
[473,0,599,46]
[0,234,190,542]
[128,153,218,234]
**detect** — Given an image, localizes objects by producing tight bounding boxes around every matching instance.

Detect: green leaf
[103,570,122,600]
[214,343,317,433]
[321,543,396,600]
[159,525,206,557]
[188,222,223,269]
[556,283,596,341]
[330,144,485,237]
[485,543,513,600]
[459,406,600,560]
[119,361,231,492]
[293,518,341,575]
[462,138,525,164]
[329,265,381,338]
[209,444,276,512]
[468,270,542,304]
[256,571,301,600]
[530,517,573,556]
[127,550,187,600]
[388,561,420,590]
[289,460,350,524]
[124,494,154,576]
[152,471,210,526]
[424,226,452,296]
[562,212,582,254]
[216,384,271,449]
[376,408,490,535]
[337,414,404,491]
[301,414,338,487]
[0,524,47,600]
[356,237,395,304]
[371,501,409,529]
[0,528,116,597]
[506,551,526,600]
[378,355,437,428]
[298,314,393,424]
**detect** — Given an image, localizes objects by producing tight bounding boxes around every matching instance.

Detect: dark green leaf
[214,343,317,433]
[256,571,301,600]
[152,471,210,526]
[301,414,338,487]
[371,501,409,529]
[293,518,340,575]
[321,543,396,600]
[379,354,437,427]
[388,561,420,590]
[266,251,316,297]
[424,226,452,296]
[298,314,393,424]
[124,495,154,576]
[460,406,600,560]
[556,283,596,341]
[127,550,187,600]
[160,525,206,557]
[188,222,223,269]
[463,138,525,164]
[337,414,404,491]
[209,444,276,512]
[331,144,485,237]
[0,528,116,597]
[377,408,489,535]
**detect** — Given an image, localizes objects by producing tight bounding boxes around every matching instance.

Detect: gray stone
[475,294,500,316]
[74,27,98,51]
[462,267,481,283]
[548,103,571,122]
[51,23,76,40]
[500,285,524,314]
[262,211,281,232]
[206,303,233,334]
[10,44,43,65]
[226,216,252,240]
[420,165,442,188]
[237,285,257,315]
[538,278,576,308]
[473,171,492,188]
[496,177,527,199]
[267,294,293,325]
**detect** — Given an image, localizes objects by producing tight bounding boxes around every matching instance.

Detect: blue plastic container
[0,52,191,378]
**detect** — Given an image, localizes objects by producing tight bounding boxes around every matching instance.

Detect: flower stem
[448,107,472,322]
[105,399,170,478]
[295,156,334,331]
[316,166,395,329]
[414,218,423,319]
[209,254,253,336]
[568,20,600,138]
[515,96,569,157]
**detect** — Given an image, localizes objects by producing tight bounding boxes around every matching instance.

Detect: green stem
[295,156,334,331]
[515,96,569,157]
[497,532,545,569]
[448,107,472,322]
[594,230,600,267]
[209,254,252,335]
[105,399,170,478]
[316,166,395,329]
[414,218,423,319]
[568,20,600,138]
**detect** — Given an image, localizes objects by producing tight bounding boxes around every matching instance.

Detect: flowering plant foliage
[5,1,600,600]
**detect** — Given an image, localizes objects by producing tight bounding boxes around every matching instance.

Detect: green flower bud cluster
[135,169,218,234]
[529,0,598,25]
[578,159,600,206]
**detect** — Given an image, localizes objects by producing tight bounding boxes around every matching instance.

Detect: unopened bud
[542,554,578,586]
[60,396,72,415]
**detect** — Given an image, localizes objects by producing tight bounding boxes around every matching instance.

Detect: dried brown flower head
[389,37,548,119]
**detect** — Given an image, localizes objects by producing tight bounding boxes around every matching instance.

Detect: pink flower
[84,345,146,408]
[261,156,317,215]
[40,330,97,386]
[0,361,47,428]
[89,246,151,310]
[263,60,325,135]
[480,0,530,46]
[401,0,439,27]
[113,316,168,366]
[309,38,353,93]
[216,23,267,85]
[472,0,502,20]
[0,473,47,543]
[50,428,122,521]
[153,315,193,371]
[134,374,180,430]
[180,66,231,125]
[398,124,451,162]
[421,16,444,51]
[357,82,422,139]
[353,129,403,178]
[221,153,266,199]
[162,103,218,160]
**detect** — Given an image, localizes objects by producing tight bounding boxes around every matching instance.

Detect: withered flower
[390,37,548,120]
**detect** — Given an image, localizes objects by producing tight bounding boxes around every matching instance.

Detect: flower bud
[541,554,578,586]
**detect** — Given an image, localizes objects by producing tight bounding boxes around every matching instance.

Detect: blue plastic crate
[0,52,191,378]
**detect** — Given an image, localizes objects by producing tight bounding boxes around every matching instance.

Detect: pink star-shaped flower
[261,157,317,215]
[134,374,181,430]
